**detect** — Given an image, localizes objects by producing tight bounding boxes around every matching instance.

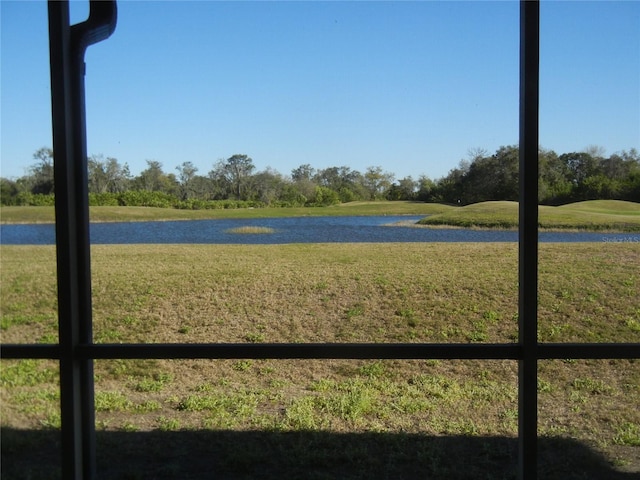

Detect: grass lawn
[0,201,452,224]
[417,200,640,232]
[3,199,639,233]
[1,242,639,478]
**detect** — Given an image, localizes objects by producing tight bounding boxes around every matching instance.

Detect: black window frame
[1,2,638,479]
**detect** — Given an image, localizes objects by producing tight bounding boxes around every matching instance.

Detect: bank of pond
[2,215,638,245]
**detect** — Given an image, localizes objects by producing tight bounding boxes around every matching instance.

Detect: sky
[1,1,639,182]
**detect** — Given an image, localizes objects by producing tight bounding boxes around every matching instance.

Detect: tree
[456,146,518,204]
[251,167,287,204]
[291,164,317,201]
[386,176,417,200]
[291,164,315,183]
[88,155,130,194]
[30,147,55,194]
[433,163,466,204]
[133,160,178,195]
[560,152,599,187]
[362,166,394,200]
[416,175,436,202]
[539,147,572,204]
[313,166,365,203]
[0,178,20,205]
[311,186,340,206]
[175,161,199,200]
[216,154,255,200]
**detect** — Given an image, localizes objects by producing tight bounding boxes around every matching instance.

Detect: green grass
[4,200,638,232]
[1,242,639,476]
[418,200,640,231]
[0,201,451,224]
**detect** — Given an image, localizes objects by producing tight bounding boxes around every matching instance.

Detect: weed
[625,318,640,333]
[537,379,552,393]
[134,401,162,413]
[571,378,613,395]
[95,391,132,412]
[319,385,375,422]
[310,378,336,392]
[0,359,57,387]
[232,360,253,372]
[397,308,417,326]
[245,332,265,343]
[314,280,329,291]
[38,333,57,344]
[41,412,61,429]
[345,303,364,319]
[358,361,386,378]
[1,314,53,330]
[482,310,501,322]
[283,396,321,430]
[95,329,123,343]
[157,416,180,431]
[121,422,139,432]
[133,372,173,392]
[613,422,640,446]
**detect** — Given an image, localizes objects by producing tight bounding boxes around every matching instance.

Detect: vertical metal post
[49,2,94,479]
[518,1,540,479]
[48,2,116,478]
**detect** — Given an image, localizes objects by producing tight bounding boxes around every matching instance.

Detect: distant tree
[433,162,467,204]
[458,146,519,204]
[416,175,436,202]
[386,176,417,200]
[215,154,255,200]
[291,164,318,201]
[175,161,199,200]
[133,160,178,195]
[88,155,131,194]
[560,152,599,187]
[362,166,394,200]
[251,167,287,204]
[314,166,365,202]
[538,147,572,204]
[311,186,340,206]
[291,164,315,183]
[189,175,215,200]
[0,178,20,205]
[30,147,55,194]
[467,147,489,163]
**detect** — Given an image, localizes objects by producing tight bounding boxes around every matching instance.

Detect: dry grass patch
[1,242,639,476]
[224,226,276,234]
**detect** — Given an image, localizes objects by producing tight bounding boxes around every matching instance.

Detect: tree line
[1,145,639,208]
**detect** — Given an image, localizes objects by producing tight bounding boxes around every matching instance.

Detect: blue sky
[1,1,638,182]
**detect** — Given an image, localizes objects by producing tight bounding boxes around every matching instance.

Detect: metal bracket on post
[48,1,116,479]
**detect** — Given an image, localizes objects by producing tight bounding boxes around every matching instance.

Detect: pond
[2,216,638,245]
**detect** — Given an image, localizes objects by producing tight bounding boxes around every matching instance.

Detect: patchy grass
[418,200,640,232]
[225,226,276,234]
[1,242,639,477]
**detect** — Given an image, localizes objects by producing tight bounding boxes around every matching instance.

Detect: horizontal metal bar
[538,343,640,359]
[80,343,521,360]
[1,344,61,359]
[2,342,637,361]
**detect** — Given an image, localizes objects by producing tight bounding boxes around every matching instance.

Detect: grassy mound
[417,200,640,231]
